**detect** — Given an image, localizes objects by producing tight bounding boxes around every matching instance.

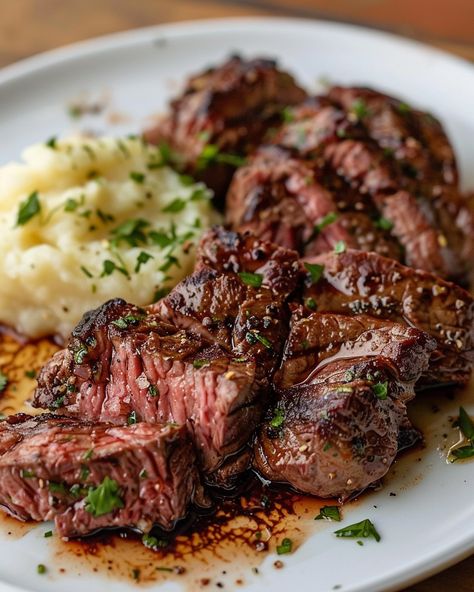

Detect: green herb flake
[315,506,341,522]
[197,144,246,170]
[334,241,346,254]
[74,344,88,364]
[304,262,325,285]
[44,530,53,538]
[252,332,272,350]
[270,407,285,429]
[85,476,124,517]
[397,102,411,114]
[193,359,210,369]
[282,107,295,123]
[135,251,154,273]
[316,212,338,232]
[372,381,388,400]
[127,411,137,425]
[139,469,148,479]
[20,469,35,479]
[305,297,317,310]
[49,395,65,410]
[351,99,370,120]
[162,198,186,214]
[48,481,67,495]
[16,191,41,226]
[130,171,145,184]
[238,272,263,288]
[375,217,394,231]
[100,259,129,278]
[142,533,168,551]
[45,136,57,149]
[110,218,149,248]
[25,370,36,379]
[276,537,293,555]
[334,518,381,542]
[0,371,8,393]
[451,446,474,460]
[80,265,93,278]
[83,448,94,461]
[458,406,474,442]
[323,442,332,452]
[37,564,47,575]
[148,385,158,398]
[80,466,90,481]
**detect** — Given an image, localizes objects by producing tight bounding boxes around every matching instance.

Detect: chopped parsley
[20,469,35,478]
[139,469,148,479]
[316,212,338,233]
[80,265,93,278]
[16,191,41,226]
[197,144,246,170]
[112,314,144,329]
[375,216,394,231]
[44,530,53,538]
[0,370,8,393]
[48,481,67,495]
[276,537,293,555]
[315,506,341,522]
[148,385,158,398]
[304,262,325,284]
[270,407,285,429]
[85,476,124,517]
[451,407,474,461]
[45,136,57,149]
[83,449,94,461]
[127,411,138,425]
[351,99,370,120]
[334,240,346,254]
[250,332,272,350]
[193,359,210,369]
[305,297,317,310]
[397,102,411,114]
[64,197,81,212]
[142,533,168,551]
[100,259,129,278]
[37,564,47,575]
[110,218,149,248]
[129,171,145,183]
[162,198,186,214]
[238,272,263,288]
[74,344,88,364]
[372,381,388,400]
[49,395,65,410]
[25,370,36,379]
[282,107,295,123]
[153,287,171,302]
[334,518,381,542]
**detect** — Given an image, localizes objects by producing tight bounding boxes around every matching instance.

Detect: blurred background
[0,0,473,68]
[0,1,473,591]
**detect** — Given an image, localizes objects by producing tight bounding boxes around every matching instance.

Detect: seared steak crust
[0,415,198,537]
[254,315,435,499]
[303,249,474,385]
[144,55,306,197]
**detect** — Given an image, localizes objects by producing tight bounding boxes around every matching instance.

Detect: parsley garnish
[451,407,474,461]
[282,107,295,123]
[80,265,93,278]
[351,99,370,120]
[25,370,36,379]
[276,537,293,555]
[110,219,149,248]
[315,506,341,522]
[316,212,338,232]
[0,370,8,393]
[305,297,317,310]
[252,332,272,350]
[238,272,263,288]
[48,481,67,495]
[375,217,393,231]
[372,381,388,400]
[127,411,137,425]
[334,241,346,254]
[142,533,168,550]
[139,469,148,479]
[193,359,210,369]
[83,449,94,461]
[270,407,285,429]
[112,314,144,329]
[45,136,57,149]
[101,259,129,278]
[74,344,88,364]
[197,144,246,170]
[148,385,158,397]
[85,476,124,517]
[129,171,145,183]
[397,102,411,114]
[37,564,46,575]
[44,530,53,538]
[135,251,154,273]
[304,262,325,284]
[20,469,35,478]
[334,518,381,542]
[162,198,186,214]
[16,191,41,226]
[153,287,170,301]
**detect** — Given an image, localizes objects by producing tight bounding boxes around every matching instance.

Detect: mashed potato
[0,136,220,339]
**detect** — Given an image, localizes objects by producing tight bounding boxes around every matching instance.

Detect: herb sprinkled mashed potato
[0,136,220,339]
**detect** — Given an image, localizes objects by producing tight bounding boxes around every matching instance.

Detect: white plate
[0,17,473,592]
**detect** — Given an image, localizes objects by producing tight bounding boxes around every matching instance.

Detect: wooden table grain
[0,1,473,590]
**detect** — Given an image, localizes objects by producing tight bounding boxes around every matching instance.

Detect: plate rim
[0,15,473,592]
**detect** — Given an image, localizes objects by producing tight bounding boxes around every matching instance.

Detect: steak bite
[34,299,260,473]
[254,314,435,500]
[0,414,199,537]
[275,312,437,389]
[156,227,302,379]
[144,55,307,197]
[302,249,474,386]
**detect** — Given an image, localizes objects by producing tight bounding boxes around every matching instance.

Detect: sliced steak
[144,55,306,197]
[34,299,260,473]
[254,315,434,500]
[0,414,198,537]
[302,249,474,385]
[275,311,437,389]
[225,146,401,259]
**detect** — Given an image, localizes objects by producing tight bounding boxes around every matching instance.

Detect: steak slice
[144,55,306,198]
[225,146,401,259]
[34,299,260,473]
[156,227,302,381]
[254,316,434,500]
[275,311,437,389]
[0,414,199,537]
[302,249,474,386]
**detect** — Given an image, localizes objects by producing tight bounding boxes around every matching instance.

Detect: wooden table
[0,1,473,590]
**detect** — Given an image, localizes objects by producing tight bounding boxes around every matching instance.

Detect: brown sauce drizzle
[0,331,467,587]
